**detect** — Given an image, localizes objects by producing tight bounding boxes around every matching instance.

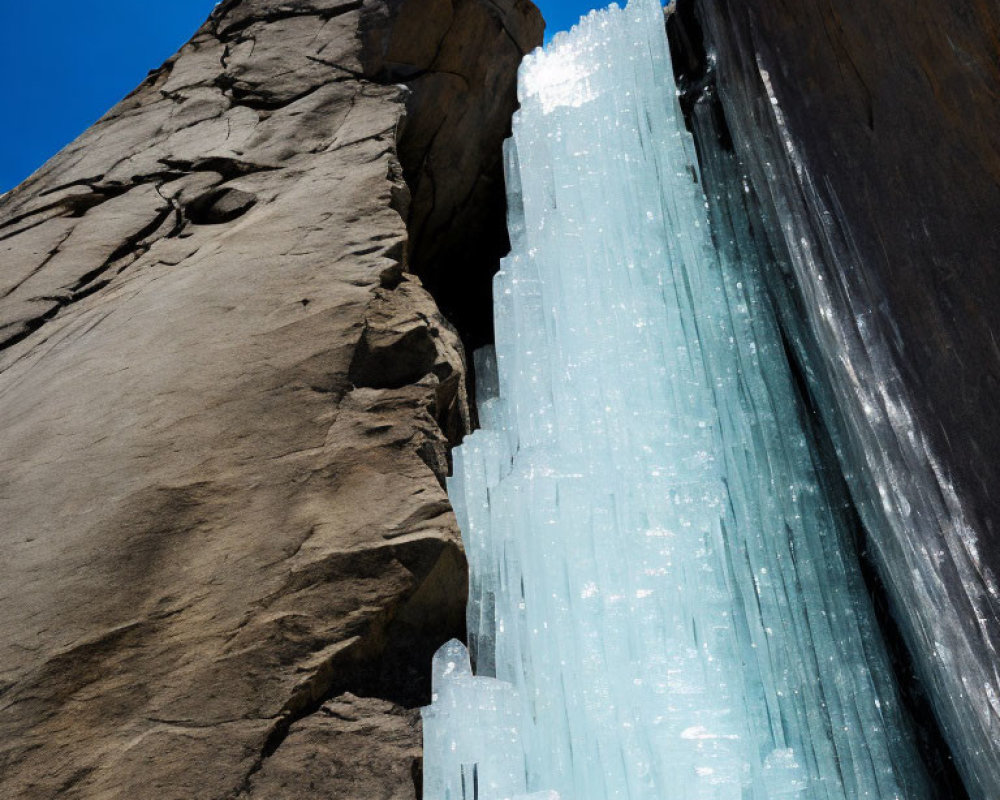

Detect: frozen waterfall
[422,1,932,797]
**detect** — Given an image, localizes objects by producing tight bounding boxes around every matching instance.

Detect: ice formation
[423,1,932,797]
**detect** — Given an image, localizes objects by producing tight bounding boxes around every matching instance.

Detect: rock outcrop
[0,0,542,797]
[671,0,1000,796]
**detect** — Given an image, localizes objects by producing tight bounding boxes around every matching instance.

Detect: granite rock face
[671,1,1000,796]
[0,0,541,798]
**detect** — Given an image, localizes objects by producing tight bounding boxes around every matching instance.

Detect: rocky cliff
[4,0,999,796]
[0,1,542,797]
[670,0,1000,796]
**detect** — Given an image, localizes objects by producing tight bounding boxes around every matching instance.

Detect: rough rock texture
[0,0,541,797]
[362,0,544,349]
[671,1,1000,796]
[239,693,423,799]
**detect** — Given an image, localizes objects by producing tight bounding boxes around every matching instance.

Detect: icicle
[424,1,931,797]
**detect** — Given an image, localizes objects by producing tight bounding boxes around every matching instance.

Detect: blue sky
[0,0,605,193]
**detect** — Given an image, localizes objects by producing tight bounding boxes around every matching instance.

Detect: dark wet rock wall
[670,0,1000,796]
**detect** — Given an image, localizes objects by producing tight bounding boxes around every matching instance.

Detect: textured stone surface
[671,0,1000,796]
[240,694,423,799]
[363,0,543,348]
[0,0,541,797]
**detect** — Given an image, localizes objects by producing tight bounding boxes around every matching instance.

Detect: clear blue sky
[0,1,218,192]
[0,0,606,193]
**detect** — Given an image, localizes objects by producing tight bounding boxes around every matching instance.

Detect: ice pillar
[424,1,932,798]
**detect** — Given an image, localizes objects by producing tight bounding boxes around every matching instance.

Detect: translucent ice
[422,640,530,800]
[423,1,932,797]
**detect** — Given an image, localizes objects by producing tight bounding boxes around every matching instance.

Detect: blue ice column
[421,640,531,800]
[423,1,932,798]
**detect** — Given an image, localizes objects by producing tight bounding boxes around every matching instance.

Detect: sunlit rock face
[423,1,932,797]
[0,0,542,796]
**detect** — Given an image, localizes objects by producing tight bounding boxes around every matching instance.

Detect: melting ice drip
[423,1,932,798]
